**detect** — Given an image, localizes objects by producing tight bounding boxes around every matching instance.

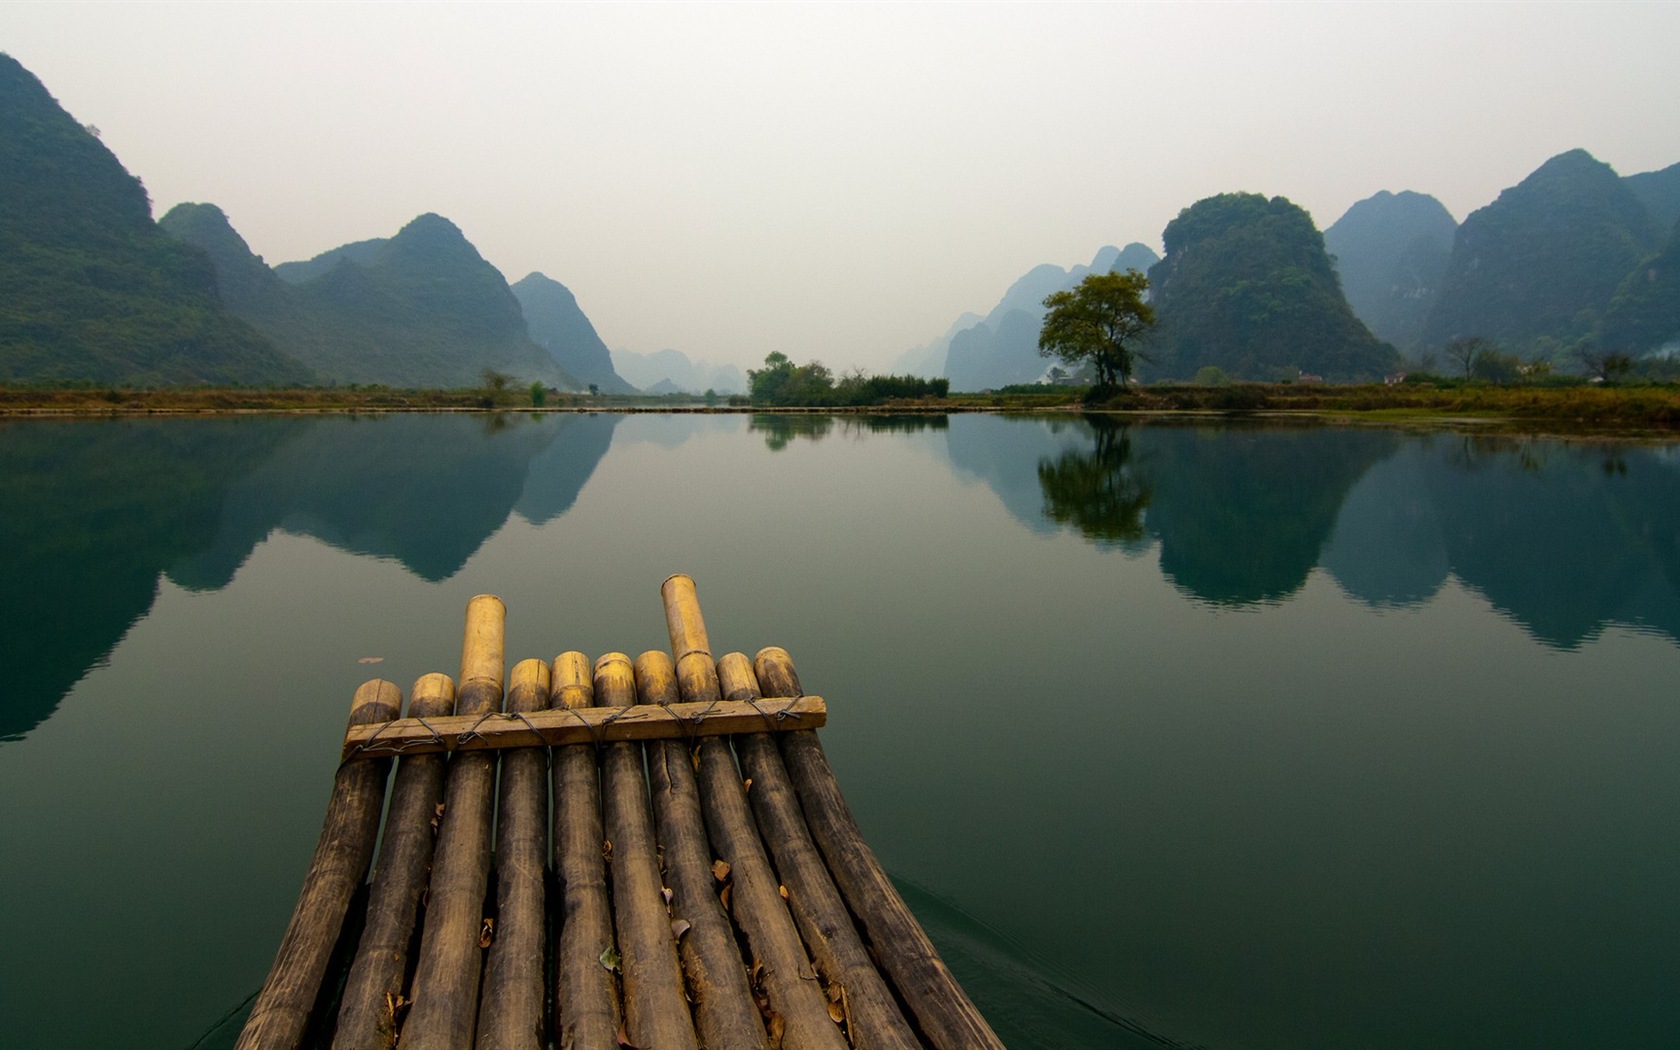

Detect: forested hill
[162,206,580,390]
[1423,149,1661,355]
[510,273,636,393]
[1324,190,1457,352]
[0,54,310,386]
[1146,193,1397,382]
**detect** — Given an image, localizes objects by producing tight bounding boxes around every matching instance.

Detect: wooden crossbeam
[341,696,825,760]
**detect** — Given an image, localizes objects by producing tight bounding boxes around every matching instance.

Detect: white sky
[3,1,1677,373]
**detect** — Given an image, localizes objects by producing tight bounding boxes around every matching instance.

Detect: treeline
[747,352,948,406]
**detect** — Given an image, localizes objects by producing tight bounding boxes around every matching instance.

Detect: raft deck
[237,575,1002,1050]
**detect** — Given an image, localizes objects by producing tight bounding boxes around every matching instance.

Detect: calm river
[2,412,1677,1049]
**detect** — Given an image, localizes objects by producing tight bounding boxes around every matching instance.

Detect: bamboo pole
[717,653,920,1050]
[636,649,769,1050]
[550,652,622,1050]
[237,679,402,1050]
[333,673,458,1050]
[758,647,1005,1050]
[659,577,845,1050]
[401,595,507,1050]
[597,652,697,1050]
[476,658,551,1050]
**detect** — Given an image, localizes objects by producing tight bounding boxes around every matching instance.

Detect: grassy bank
[4,381,1680,433]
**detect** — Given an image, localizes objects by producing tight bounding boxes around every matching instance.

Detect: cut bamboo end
[660,573,711,659]
[715,652,760,701]
[633,650,680,706]
[350,679,404,728]
[662,574,723,704]
[593,652,636,708]
[459,594,507,687]
[409,673,457,719]
[552,651,593,710]
[754,647,803,698]
[508,658,551,714]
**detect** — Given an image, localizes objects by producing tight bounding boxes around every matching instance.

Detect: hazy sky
[3,2,1676,372]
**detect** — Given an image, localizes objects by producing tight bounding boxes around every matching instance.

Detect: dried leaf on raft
[479,918,495,949]
[616,1023,639,1048]
[602,838,613,863]
[779,884,789,900]
[712,859,731,881]
[828,1000,845,1024]
[743,778,753,793]
[768,1012,787,1045]
[662,885,674,906]
[600,945,621,973]
[671,918,691,939]
[720,884,732,911]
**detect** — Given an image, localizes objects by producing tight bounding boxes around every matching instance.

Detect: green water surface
[1,412,1676,1049]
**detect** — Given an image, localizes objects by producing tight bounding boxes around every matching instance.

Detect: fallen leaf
[602,839,613,863]
[358,656,384,664]
[712,859,731,881]
[671,918,691,939]
[662,885,674,906]
[743,777,753,793]
[600,945,621,973]
[779,884,789,900]
[479,917,494,948]
[720,884,732,911]
[828,1000,845,1023]
[827,983,843,1003]
[768,1013,786,1044]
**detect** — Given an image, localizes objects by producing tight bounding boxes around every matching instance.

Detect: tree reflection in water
[1036,415,1151,549]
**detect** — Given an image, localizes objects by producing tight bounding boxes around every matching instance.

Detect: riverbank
[4,382,1679,434]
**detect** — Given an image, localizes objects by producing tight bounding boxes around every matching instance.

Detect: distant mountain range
[3,51,1677,387]
[163,205,584,389]
[1324,151,1680,364]
[610,348,745,395]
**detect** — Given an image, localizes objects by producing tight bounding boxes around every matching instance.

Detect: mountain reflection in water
[0,413,619,738]
[5,412,1677,738]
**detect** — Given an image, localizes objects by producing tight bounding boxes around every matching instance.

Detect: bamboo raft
[238,575,1002,1050]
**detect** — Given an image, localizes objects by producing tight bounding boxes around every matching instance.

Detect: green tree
[1038,269,1156,391]
[747,351,836,406]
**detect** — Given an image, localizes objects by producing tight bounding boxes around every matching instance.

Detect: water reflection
[0,419,292,740]
[1325,434,1680,648]
[750,413,948,451]
[1140,424,1401,604]
[0,414,620,739]
[1036,417,1150,548]
[6,413,1679,743]
[943,414,1680,646]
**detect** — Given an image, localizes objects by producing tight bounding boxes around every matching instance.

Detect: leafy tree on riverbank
[1038,269,1156,393]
